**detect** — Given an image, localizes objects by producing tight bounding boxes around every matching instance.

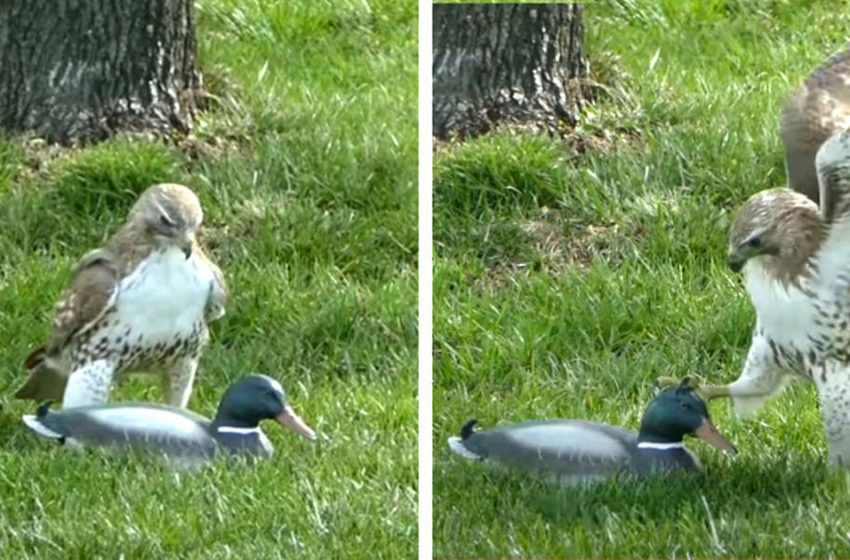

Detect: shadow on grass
[437,453,826,525]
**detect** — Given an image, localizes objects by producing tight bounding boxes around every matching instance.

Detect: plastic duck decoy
[22,374,316,464]
[448,379,736,485]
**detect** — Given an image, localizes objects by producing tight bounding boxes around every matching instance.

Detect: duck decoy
[447,379,737,485]
[22,374,316,464]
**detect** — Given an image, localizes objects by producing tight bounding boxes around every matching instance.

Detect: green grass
[0,0,416,557]
[433,0,850,557]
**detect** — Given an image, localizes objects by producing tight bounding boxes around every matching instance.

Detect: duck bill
[694,417,737,455]
[277,405,317,441]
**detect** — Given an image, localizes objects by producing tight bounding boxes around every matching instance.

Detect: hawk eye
[745,236,761,248]
[160,215,175,228]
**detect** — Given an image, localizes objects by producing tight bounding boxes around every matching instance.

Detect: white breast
[814,231,850,308]
[745,264,820,352]
[116,248,214,341]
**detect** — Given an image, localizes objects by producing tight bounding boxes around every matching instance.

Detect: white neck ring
[217,426,261,434]
[637,441,684,450]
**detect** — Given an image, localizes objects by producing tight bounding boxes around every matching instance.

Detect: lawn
[433,1,850,558]
[0,0,417,558]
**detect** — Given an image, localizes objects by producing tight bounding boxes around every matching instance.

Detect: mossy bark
[0,0,200,144]
[432,3,588,140]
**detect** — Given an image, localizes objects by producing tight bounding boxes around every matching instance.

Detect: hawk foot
[654,376,732,401]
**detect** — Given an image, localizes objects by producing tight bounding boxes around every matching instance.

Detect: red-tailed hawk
[15,183,227,409]
[661,130,850,466]
[781,45,850,204]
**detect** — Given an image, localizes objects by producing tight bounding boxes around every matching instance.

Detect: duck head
[639,378,736,455]
[212,374,317,441]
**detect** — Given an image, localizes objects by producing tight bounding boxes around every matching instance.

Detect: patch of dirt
[8,126,248,188]
[202,194,291,257]
[432,106,642,162]
[14,137,83,184]
[475,213,645,291]
[566,222,643,270]
[176,132,246,164]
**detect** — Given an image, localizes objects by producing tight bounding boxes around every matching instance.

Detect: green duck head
[638,378,737,454]
[212,374,317,441]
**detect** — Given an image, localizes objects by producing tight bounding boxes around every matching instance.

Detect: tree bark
[432,3,588,140]
[0,0,200,144]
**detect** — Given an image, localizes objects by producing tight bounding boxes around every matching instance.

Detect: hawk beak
[693,417,737,455]
[180,232,195,259]
[727,254,745,273]
[276,405,317,441]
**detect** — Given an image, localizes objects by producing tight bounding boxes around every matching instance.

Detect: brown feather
[14,362,68,401]
[194,243,228,322]
[43,250,119,355]
[781,46,850,204]
[815,130,850,226]
[23,347,46,370]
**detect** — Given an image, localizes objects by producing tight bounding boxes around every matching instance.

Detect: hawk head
[727,188,822,277]
[128,183,203,259]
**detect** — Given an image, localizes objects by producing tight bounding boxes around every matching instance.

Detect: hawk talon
[655,376,681,389]
[654,376,731,401]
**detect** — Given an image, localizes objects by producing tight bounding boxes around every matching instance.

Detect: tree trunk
[0,0,200,144]
[432,3,588,140]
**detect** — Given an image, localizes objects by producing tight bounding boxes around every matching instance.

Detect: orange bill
[694,417,737,455]
[276,405,317,441]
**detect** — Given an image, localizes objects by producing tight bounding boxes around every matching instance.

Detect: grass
[0,0,416,558]
[433,0,850,557]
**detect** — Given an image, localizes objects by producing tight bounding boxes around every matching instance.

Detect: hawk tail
[23,347,47,371]
[15,349,68,402]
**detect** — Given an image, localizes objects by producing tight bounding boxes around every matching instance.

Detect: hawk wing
[16,249,119,401]
[781,46,850,202]
[195,245,227,322]
[44,249,120,354]
[814,129,850,272]
[812,360,850,465]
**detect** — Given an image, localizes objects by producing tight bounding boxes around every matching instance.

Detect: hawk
[781,45,850,204]
[15,183,227,409]
[660,130,850,466]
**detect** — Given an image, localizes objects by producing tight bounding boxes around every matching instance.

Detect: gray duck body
[452,419,701,484]
[448,383,735,485]
[22,374,316,465]
[25,403,272,460]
